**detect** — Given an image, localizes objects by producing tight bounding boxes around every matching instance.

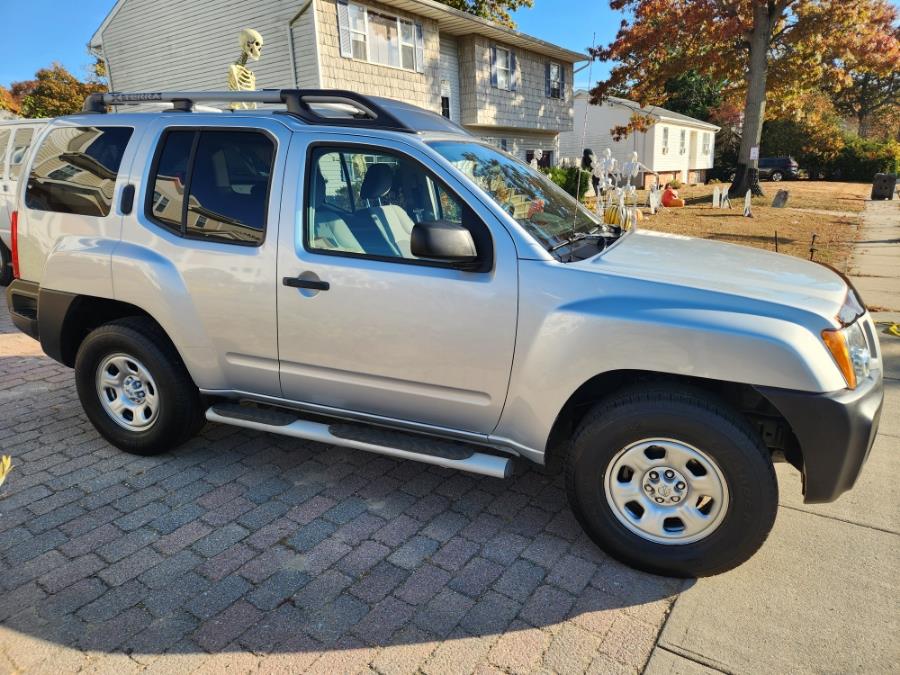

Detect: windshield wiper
[548,232,590,252]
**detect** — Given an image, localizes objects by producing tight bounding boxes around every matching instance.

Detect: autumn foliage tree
[11,63,106,119]
[591,0,900,197]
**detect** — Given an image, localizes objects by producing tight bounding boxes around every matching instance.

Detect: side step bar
[206,403,513,479]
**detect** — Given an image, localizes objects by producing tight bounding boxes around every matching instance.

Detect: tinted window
[10,127,35,180]
[307,146,489,266]
[147,130,274,246]
[25,126,133,217]
[0,129,10,179]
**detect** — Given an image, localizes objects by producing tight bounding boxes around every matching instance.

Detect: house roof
[91,0,587,64]
[575,90,720,132]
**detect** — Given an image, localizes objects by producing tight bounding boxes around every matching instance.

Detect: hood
[584,230,847,319]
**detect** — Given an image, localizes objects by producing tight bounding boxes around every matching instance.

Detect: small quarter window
[0,129,11,179]
[10,127,35,180]
[25,126,133,217]
[147,129,275,246]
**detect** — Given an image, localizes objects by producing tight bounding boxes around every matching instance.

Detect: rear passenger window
[148,130,274,246]
[0,129,11,179]
[9,128,36,180]
[25,126,133,217]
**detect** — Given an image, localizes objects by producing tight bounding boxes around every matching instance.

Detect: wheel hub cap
[605,439,729,545]
[95,354,159,431]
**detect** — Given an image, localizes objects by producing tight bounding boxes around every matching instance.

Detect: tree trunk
[858,111,870,139]
[729,3,775,199]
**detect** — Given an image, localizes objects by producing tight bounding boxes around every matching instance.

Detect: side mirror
[411,220,479,268]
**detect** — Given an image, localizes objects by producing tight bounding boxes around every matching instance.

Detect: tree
[663,71,722,122]
[761,91,846,177]
[11,63,106,118]
[0,86,20,116]
[590,0,899,197]
[437,0,533,28]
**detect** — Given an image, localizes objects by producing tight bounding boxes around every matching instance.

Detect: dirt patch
[629,181,865,269]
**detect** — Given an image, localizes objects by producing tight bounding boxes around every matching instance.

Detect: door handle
[283,276,330,291]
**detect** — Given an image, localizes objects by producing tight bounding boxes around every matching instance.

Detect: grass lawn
[628,181,869,269]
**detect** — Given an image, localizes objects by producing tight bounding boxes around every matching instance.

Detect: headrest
[360,163,394,201]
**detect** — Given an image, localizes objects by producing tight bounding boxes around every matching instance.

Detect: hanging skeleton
[228,29,264,109]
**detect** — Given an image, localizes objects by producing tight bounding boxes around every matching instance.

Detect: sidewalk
[646,198,900,674]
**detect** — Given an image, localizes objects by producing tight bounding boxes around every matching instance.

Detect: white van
[1,119,48,285]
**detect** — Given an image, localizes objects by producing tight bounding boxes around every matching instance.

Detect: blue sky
[0,0,614,89]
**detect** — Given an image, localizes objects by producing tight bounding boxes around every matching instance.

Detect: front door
[276,135,518,434]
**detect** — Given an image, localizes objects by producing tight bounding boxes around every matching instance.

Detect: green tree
[663,71,722,122]
[12,63,106,118]
[437,0,533,28]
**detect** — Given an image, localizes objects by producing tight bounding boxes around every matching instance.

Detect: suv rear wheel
[770,170,784,182]
[0,243,12,287]
[565,385,777,577]
[75,317,205,455]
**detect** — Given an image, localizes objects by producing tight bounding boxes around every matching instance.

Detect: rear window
[9,127,36,180]
[25,126,134,217]
[0,129,10,179]
[147,129,274,246]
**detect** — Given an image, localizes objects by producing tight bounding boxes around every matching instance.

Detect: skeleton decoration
[529,149,543,170]
[712,185,721,208]
[228,29,264,109]
[598,148,618,194]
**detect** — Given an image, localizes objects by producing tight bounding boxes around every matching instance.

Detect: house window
[702,132,711,154]
[548,62,562,99]
[661,127,669,154]
[679,129,686,155]
[499,139,508,152]
[441,96,451,119]
[496,47,512,90]
[339,2,423,72]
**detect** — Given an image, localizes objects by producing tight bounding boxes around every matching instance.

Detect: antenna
[573,33,597,238]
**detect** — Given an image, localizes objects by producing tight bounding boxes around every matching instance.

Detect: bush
[543,166,593,200]
[826,138,900,181]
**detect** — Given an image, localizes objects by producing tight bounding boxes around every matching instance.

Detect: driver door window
[307,147,471,263]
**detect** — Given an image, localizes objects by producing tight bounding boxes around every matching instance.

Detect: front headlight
[821,287,871,389]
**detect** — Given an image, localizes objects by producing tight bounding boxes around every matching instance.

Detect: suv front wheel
[566,385,777,577]
[75,317,205,455]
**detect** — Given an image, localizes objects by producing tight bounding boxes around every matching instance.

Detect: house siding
[439,35,461,123]
[292,1,320,88]
[316,0,442,113]
[100,0,298,93]
[458,35,573,133]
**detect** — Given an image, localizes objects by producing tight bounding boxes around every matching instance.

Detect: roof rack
[82,89,414,133]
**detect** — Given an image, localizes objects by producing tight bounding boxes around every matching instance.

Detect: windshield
[429,141,603,251]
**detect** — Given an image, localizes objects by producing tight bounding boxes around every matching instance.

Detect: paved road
[647,199,900,674]
[0,295,679,673]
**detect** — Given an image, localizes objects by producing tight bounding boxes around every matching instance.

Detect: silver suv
[6,90,884,577]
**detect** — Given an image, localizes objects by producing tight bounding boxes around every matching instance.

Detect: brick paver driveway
[0,295,681,674]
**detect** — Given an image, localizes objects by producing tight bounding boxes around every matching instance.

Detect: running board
[206,403,513,479]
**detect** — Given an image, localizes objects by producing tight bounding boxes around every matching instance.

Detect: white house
[89,0,585,166]
[560,91,720,186]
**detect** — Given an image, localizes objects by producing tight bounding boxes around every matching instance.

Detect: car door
[276,134,519,434]
[117,116,290,396]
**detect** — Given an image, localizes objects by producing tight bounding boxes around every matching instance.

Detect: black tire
[74,317,205,455]
[0,242,12,287]
[565,385,777,577]
[770,171,783,182]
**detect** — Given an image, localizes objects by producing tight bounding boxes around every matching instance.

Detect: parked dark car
[727,157,802,183]
[758,157,801,181]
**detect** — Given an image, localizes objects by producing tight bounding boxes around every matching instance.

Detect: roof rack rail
[82,89,414,133]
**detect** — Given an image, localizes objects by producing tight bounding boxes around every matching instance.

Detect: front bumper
[757,374,883,503]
